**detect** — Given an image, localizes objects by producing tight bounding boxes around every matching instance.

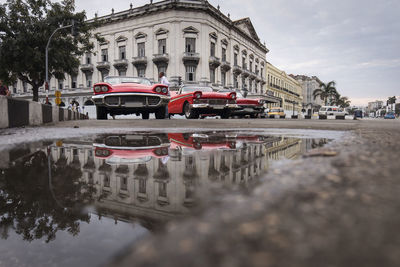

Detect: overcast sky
[75,0,400,106]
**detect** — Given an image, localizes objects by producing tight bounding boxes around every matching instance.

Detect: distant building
[290,75,324,113]
[367,100,384,113]
[265,62,302,114]
[13,0,269,106]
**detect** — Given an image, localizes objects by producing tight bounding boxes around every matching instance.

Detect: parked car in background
[318,106,346,117]
[384,112,396,119]
[218,90,265,118]
[92,76,170,120]
[168,85,238,119]
[267,108,286,118]
[354,110,363,118]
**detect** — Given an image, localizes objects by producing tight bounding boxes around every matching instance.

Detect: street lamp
[45,20,77,104]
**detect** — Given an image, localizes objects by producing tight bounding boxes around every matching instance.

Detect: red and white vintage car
[218,90,265,118]
[93,133,170,164]
[92,76,170,120]
[167,85,238,119]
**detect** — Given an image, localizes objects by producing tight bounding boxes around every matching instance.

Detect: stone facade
[265,62,302,115]
[291,74,324,113]
[13,0,268,106]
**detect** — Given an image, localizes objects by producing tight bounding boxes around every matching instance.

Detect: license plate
[244,108,254,112]
[125,102,142,108]
[213,106,224,110]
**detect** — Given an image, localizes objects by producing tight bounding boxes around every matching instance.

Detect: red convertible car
[168,85,238,119]
[92,76,170,120]
[168,132,237,151]
[218,90,265,118]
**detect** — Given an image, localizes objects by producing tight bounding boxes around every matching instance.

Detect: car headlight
[101,86,109,92]
[194,92,202,99]
[162,87,168,94]
[94,86,101,93]
[155,87,162,93]
[230,93,236,99]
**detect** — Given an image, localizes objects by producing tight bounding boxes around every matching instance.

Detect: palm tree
[313,81,337,105]
[337,96,351,108]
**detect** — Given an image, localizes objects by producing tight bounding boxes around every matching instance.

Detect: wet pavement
[0,130,330,267]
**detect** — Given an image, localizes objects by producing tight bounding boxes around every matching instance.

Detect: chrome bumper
[92,93,170,108]
[191,104,238,109]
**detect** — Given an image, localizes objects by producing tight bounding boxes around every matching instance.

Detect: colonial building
[13,0,270,106]
[291,74,324,113]
[265,62,302,114]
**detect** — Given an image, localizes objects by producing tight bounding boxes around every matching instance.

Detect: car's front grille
[208,99,227,105]
[105,96,119,105]
[147,96,161,105]
[104,95,161,107]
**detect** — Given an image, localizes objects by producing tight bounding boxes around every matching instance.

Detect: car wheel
[96,106,108,120]
[221,111,230,119]
[184,102,199,119]
[155,107,166,119]
[142,112,150,120]
[250,113,257,118]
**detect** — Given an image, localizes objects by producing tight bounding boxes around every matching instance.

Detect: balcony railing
[209,56,221,68]
[113,59,129,69]
[80,64,94,72]
[152,54,169,64]
[132,56,148,66]
[220,60,231,71]
[182,52,200,64]
[96,61,111,71]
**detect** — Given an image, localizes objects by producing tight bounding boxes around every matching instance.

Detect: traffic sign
[55,97,61,105]
[55,90,61,97]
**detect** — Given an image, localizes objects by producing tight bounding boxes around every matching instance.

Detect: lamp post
[45,21,76,104]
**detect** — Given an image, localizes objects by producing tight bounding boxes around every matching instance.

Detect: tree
[337,96,351,108]
[313,81,337,106]
[0,0,102,101]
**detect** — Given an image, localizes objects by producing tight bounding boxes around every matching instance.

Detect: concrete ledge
[0,95,87,129]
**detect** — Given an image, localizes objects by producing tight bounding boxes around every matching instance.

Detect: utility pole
[45,20,77,104]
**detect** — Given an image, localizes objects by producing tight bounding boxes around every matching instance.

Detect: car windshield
[320,108,326,111]
[104,77,152,86]
[182,86,213,93]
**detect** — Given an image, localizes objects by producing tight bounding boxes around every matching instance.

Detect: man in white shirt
[159,72,170,118]
[159,72,169,86]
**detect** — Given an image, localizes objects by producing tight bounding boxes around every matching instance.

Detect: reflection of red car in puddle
[93,134,170,164]
[168,133,237,151]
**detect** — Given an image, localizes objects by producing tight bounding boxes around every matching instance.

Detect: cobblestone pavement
[50,119,400,267]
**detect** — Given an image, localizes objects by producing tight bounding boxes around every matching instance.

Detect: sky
[74,0,400,106]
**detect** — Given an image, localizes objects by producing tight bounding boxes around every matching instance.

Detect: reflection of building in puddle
[42,133,310,224]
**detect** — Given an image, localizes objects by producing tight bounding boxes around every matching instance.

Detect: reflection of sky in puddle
[0,131,329,267]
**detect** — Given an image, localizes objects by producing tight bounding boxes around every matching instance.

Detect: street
[1,118,399,266]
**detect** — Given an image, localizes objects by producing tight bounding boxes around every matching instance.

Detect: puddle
[0,130,330,267]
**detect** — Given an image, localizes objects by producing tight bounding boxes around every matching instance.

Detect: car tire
[96,106,108,120]
[184,102,199,119]
[221,111,230,119]
[155,107,166,119]
[142,112,150,120]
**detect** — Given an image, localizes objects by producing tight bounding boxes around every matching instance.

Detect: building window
[71,76,77,88]
[85,73,92,87]
[242,56,247,70]
[13,82,17,94]
[120,176,128,191]
[137,42,145,57]
[137,67,145,77]
[261,68,264,78]
[58,80,63,90]
[234,53,238,65]
[23,81,28,93]
[101,49,108,62]
[118,70,126,77]
[210,42,215,57]
[210,68,215,83]
[85,53,91,64]
[185,38,196,53]
[159,183,167,197]
[222,47,226,62]
[119,46,126,60]
[100,71,108,81]
[158,39,166,54]
[186,65,196,81]
[139,179,146,194]
[233,75,238,88]
[249,61,253,72]
[103,175,110,187]
[221,71,226,87]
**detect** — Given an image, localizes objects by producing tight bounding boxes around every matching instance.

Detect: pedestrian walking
[159,72,170,119]
[0,80,11,96]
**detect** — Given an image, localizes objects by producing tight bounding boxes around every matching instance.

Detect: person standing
[159,72,170,118]
[0,80,11,96]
